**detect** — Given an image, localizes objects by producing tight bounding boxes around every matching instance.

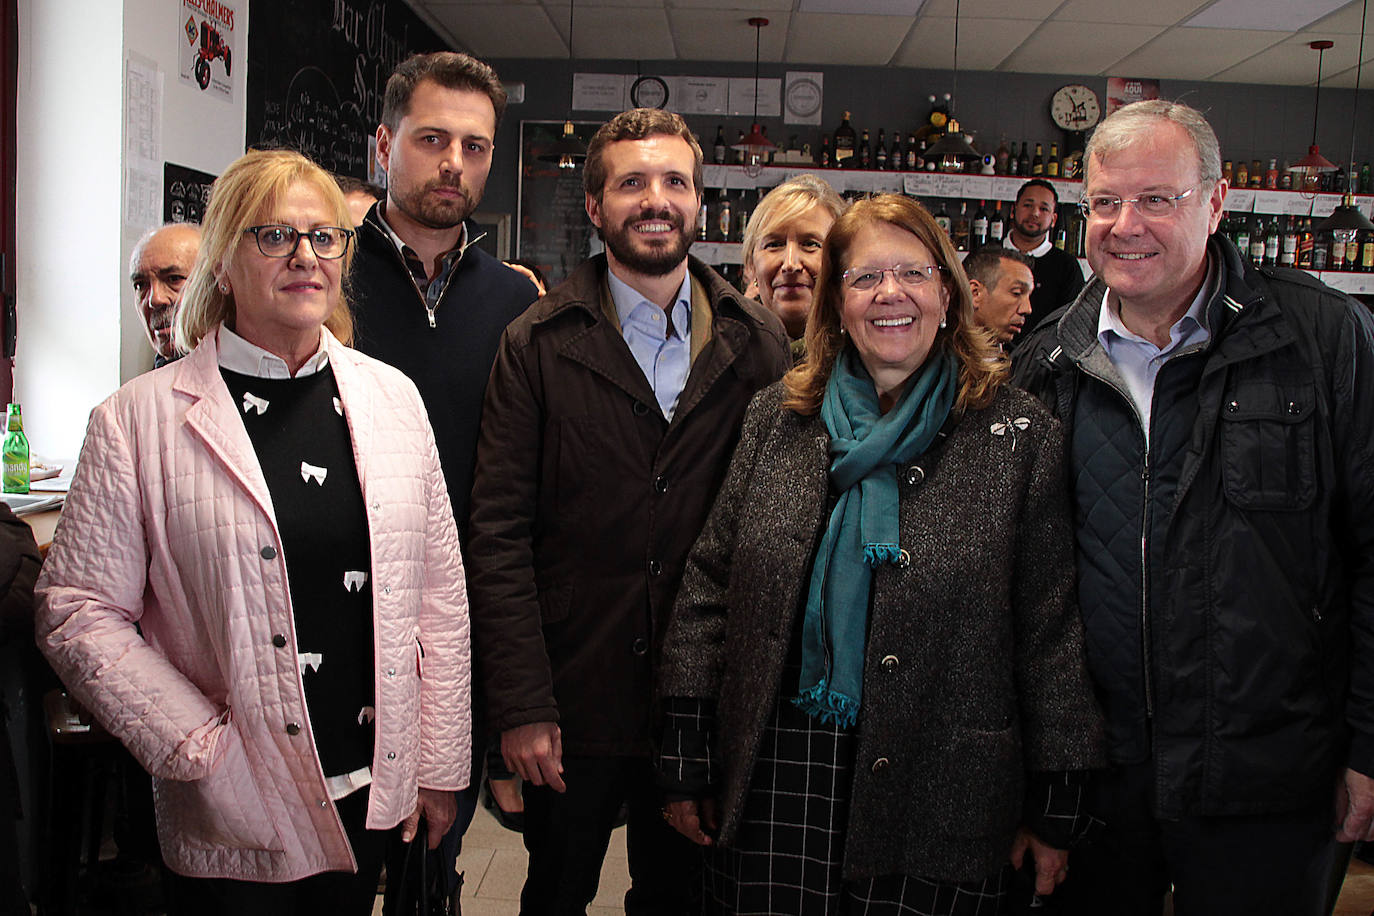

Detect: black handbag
[391,817,460,916]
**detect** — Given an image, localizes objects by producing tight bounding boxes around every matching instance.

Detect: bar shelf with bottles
[1222,181,1374,293]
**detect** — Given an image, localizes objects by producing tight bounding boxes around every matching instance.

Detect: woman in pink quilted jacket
[35,149,472,915]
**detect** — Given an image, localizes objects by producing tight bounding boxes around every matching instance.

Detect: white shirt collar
[217,325,330,379]
[1004,233,1054,258]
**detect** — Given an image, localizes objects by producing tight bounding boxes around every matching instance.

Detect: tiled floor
[453,802,629,916]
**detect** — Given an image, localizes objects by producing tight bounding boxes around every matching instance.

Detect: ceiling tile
[920,0,1065,19]
[665,0,792,8]
[1050,0,1210,27]
[669,10,791,61]
[1302,1,1373,34]
[424,4,567,57]
[1109,27,1285,80]
[1186,0,1352,32]
[783,12,916,65]
[1000,21,1165,74]
[1212,34,1365,84]
[891,16,1031,70]
[566,6,677,58]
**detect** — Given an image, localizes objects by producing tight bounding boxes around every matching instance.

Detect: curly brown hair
[783,194,1007,415]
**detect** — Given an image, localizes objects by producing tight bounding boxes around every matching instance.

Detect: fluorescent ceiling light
[798,0,926,15]
[1186,0,1350,32]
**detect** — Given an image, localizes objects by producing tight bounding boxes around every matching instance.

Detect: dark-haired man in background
[1005,178,1084,338]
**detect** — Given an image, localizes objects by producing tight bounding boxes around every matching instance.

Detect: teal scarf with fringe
[794,347,958,727]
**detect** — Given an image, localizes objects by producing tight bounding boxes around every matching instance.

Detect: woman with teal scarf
[657,195,1104,915]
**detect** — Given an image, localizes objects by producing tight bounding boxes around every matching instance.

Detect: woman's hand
[663,798,717,846]
[401,788,457,849]
[1009,826,1069,895]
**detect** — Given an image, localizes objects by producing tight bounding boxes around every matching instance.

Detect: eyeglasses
[1077,186,1198,221]
[243,225,355,260]
[842,264,945,292]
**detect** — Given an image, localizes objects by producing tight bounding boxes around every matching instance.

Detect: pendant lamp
[923,0,980,168]
[731,18,777,177]
[1293,40,1338,194]
[1316,0,1374,234]
[538,0,587,169]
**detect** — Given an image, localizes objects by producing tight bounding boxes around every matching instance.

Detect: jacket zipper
[366,218,470,329]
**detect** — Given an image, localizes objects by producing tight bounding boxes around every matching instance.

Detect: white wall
[14,0,247,460]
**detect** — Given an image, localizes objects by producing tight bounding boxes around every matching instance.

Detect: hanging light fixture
[538,0,587,169]
[923,0,980,169]
[1293,40,1338,194]
[731,17,777,177]
[1317,0,1374,233]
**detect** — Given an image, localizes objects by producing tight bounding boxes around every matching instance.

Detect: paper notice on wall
[572,74,628,112]
[179,0,238,102]
[124,53,162,230]
[728,78,781,118]
[676,77,728,115]
[784,72,823,125]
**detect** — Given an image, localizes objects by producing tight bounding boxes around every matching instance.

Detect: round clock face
[1051,84,1101,132]
[630,75,669,110]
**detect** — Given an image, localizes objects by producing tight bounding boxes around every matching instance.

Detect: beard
[390,174,478,229]
[1013,215,1049,241]
[601,207,694,277]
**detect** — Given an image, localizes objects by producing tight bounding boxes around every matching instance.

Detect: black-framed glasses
[243,224,355,260]
[1077,186,1199,221]
[842,264,945,292]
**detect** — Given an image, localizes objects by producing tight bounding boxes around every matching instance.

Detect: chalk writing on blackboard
[163,162,217,226]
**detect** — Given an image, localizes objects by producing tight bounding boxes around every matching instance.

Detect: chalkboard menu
[518,121,602,288]
[245,0,444,178]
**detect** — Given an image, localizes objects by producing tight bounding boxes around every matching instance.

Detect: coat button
[1288,401,1301,415]
[654,476,668,494]
[897,549,911,568]
[632,637,649,656]
[648,559,662,576]
[903,466,924,486]
[272,634,287,648]
[1312,606,1323,622]
[881,654,898,671]
[386,751,397,761]
[1227,400,1240,412]
[632,401,650,417]
[286,722,301,736]
[260,546,277,560]
[383,585,391,595]
[319,799,328,808]
[871,757,890,774]
[386,667,396,677]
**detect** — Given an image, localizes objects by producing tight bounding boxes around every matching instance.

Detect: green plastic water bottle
[2,403,30,494]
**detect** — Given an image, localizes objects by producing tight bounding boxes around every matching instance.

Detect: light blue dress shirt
[1096,257,1215,437]
[607,269,692,422]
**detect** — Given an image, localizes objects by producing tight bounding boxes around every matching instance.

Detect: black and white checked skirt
[705,691,1008,916]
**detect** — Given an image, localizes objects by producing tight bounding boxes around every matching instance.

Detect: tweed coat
[659,379,1105,882]
[36,327,471,882]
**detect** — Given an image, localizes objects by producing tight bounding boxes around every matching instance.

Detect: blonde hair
[740,174,847,284]
[176,149,355,352]
[783,194,1007,415]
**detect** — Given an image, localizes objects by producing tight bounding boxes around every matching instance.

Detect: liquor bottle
[995,137,1011,176]
[735,190,752,241]
[820,135,832,169]
[934,200,952,237]
[1249,159,1262,189]
[971,201,989,248]
[1263,217,1280,266]
[858,129,872,169]
[1248,217,1266,265]
[1017,141,1031,176]
[1235,160,1249,189]
[1335,165,1349,193]
[733,129,746,165]
[713,126,727,165]
[1231,213,1250,257]
[1031,143,1045,176]
[1046,142,1060,178]
[2,404,28,495]
[1330,229,1347,271]
[1362,161,1371,194]
[1222,160,1233,185]
[1280,168,1292,191]
[906,132,920,171]
[697,200,708,241]
[1053,225,1067,250]
[1280,216,1298,267]
[953,202,970,251]
[1344,229,1361,270]
[1265,158,1279,189]
[833,112,856,168]
[1298,217,1314,269]
[1362,228,1374,272]
[876,128,888,170]
[717,194,733,242]
[989,203,1005,243]
[890,130,902,171]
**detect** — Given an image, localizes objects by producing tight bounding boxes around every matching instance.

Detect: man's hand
[502,722,566,792]
[1335,767,1374,842]
[664,798,717,846]
[1009,827,1070,896]
[401,788,456,849]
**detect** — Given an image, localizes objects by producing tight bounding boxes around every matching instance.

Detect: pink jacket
[36,327,471,882]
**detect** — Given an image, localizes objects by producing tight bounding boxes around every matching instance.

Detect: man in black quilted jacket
[1012,99,1374,915]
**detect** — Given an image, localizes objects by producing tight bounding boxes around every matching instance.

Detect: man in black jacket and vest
[465,108,790,915]
[1012,100,1374,915]
[348,50,538,902]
